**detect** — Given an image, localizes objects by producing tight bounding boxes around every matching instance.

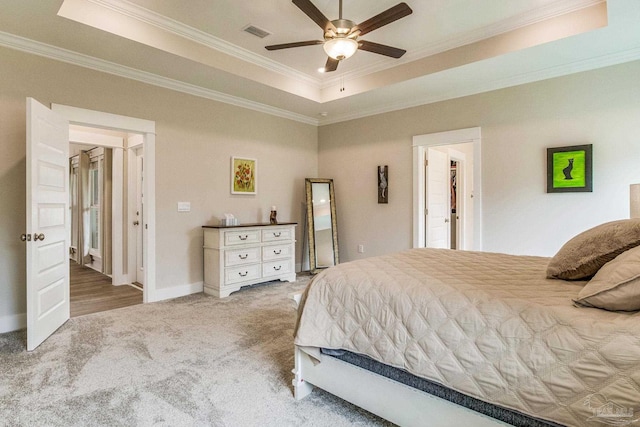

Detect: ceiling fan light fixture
[323,37,358,60]
[264,0,413,71]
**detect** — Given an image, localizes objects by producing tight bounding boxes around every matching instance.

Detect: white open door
[426,148,449,248]
[26,98,70,351]
[135,147,144,285]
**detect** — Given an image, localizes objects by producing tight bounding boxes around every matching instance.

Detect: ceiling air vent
[243,25,271,39]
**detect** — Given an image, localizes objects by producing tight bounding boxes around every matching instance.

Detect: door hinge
[424,159,428,167]
[425,208,428,215]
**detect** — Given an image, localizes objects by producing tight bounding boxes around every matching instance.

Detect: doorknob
[20,234,32,242]
[33,233,45,241]
[133,221,140,226]
[444,218,450,223]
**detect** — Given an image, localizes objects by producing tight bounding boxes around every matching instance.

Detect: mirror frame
[305,178,339,274]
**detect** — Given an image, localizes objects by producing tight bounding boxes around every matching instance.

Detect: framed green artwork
[546,144,592,193]
[231,156,257,195]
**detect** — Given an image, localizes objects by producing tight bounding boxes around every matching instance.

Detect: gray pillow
[547,219,640,280]
[574,245,640,311]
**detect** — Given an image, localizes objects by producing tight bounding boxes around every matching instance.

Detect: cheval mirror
[305,178,339,274]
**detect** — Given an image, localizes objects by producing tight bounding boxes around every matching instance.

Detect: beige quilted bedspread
[294,249,640,426]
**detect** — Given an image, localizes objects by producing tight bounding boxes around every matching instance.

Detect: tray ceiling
[1,0,639,124]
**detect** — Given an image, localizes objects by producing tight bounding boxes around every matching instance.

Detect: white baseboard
[149,281,203,303]
[0,312,26,333]
[1,282,204,333]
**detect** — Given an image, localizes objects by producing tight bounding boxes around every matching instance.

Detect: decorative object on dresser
[203,223,296,298]
[220,213,239,226]
[546,144,592,193]
[231,156,257,195]
[305,179,339,274]
[270,206,278,224]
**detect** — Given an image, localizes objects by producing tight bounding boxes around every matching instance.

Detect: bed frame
[290,292,507,426]
[292,346,508,426]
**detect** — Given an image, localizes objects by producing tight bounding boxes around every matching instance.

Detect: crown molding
[320,0,605,89]
[0,31,319,126]
[2,27,636,129]
[1,2,635,130]
[86,0,322,89]
[320,45,640,126]
[90,0,603,92]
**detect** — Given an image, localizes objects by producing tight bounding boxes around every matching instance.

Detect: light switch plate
[177,202,191,212]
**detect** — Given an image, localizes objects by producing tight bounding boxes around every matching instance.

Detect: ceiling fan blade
[292,0,334,31]
[324,57,339,72]
[265,40,323,51]
[358,40,407,58]
[355,3,413,36]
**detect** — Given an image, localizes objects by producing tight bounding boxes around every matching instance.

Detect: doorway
[68,128,143,317]
[450,159,459,250]
[426,145,471,249]
[51,102,157,304]
[129,144,145,288]
[412,127,482,250]
[26,99,156,350]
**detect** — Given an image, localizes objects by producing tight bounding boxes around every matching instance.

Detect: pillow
[547,219,640,280]
[574,245,640,311]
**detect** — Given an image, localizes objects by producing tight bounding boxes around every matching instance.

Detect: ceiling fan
[265,0,413,72]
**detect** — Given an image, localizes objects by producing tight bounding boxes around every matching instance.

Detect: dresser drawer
[225,247,261,266]
[224,229,260,246]
[262,244,293,262]
[225,263,261,285]
[262,227,293,243]
[262,259,292,278]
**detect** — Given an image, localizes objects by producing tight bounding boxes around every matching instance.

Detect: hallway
[70,263,142,317]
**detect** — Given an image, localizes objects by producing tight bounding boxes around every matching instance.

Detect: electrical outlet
[358,244,364,253]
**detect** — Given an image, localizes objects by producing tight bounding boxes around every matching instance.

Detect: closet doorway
[68,127,143,317]
[425,146,469,250]
[412,127,482,250]
[130,146,145,288]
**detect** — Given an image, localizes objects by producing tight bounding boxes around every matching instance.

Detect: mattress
[294,248,640,427]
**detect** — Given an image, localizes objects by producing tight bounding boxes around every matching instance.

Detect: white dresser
[203,223,297,298]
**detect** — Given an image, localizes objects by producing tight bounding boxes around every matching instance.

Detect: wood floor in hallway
[70,262,142,317]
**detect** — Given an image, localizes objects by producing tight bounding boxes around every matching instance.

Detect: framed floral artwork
[231,157,257,195]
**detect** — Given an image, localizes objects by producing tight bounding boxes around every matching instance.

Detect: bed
[292,226,640,427]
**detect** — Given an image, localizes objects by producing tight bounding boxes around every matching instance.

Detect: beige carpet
[0,277,391,426]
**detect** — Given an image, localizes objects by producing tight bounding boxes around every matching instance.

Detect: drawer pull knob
[239,235,248,240]
[239,254,249,259]
[273,232,281,237]
[239,271,248,277]
[273,250,282,255]
[273,266,282,271]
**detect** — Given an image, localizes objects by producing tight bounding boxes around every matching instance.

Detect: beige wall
[0,47,317,330]
[4,44,640,331]
[319,60,640,261]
